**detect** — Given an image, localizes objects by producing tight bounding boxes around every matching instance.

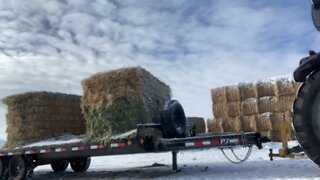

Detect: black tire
[8,156,31,180]
[0,158,5,179]
[161,100,186,138]
[50,161,69,172]
[293,70,320,165]
[70,157,91,172]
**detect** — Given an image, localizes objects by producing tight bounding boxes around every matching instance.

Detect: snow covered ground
[31,141,320,179]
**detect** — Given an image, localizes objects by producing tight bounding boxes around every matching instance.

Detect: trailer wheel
[8,156,31,180]
[293,70,320,165]
[70,157,91,172]
[51,161,69,172]
[161,100,186,138]
[0,158,7,179]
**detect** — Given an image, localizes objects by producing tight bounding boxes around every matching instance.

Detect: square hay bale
[241,115,257,132]
[239,82,258,100]
[3,92,85,149]
[260,130,272,140]
[187,117,206,133]
[226,85,240,101]
[212,103,228,119]
[278,95,295,112]
[81,67,171,143]
[261,112,287,131]
[211,87,227,105]
[207,118,224,133]
[257,81,278,97]
[258,96,279,113]
[272,130,294,142]
[293,82,302,93]
[257,113,273,131]
[222,117,241,133]
[241,98,259,115]
[276,78,295,96]
[227,101,241,117]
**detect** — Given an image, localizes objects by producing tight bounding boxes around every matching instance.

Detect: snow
[23,134,85,148]
[22,130,137,149]
[30,141,320,179]
[243,98,257,103]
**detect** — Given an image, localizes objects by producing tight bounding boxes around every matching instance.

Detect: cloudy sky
[0,0,318,140]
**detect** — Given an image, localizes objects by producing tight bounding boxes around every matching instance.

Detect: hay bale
[227,101,241,117]
[187,117,206,133]
[258,96,279,113]
[3,92,85,149]
[257,81,278,97]
[271,130,282,142]
[81,67,171,143]
[293,82,302,93]
[241,115,257,132]
[222,117,241,133]
[226,85,240,101]
[239,82,258,100]
[278,95,295,112]
[241,98,258,115]
[212,103,228,118]
[260,130,272,140]
[211,87,227,105]
[284,111,293,121]
[256,114,273,131]
[207,118,224,133]
[260,112,286,131]
[277,78,295,96]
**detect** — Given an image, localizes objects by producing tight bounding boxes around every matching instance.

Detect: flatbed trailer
[0,100,268,179]
[0,124,265,180]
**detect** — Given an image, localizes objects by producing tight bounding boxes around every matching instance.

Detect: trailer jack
[172,151,179,171]
[269,117,304,160]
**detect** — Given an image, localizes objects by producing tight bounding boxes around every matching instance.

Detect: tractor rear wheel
[293,70,320,165]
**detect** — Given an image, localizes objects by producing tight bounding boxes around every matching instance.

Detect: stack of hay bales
[81,67,171,143]
[208,76,302,142]
[3,92,85,149]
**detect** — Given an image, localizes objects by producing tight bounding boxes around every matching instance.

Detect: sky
[0,0,319,140]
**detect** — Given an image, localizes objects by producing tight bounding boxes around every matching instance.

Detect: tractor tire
[161,100,186,138]
[293,70,320,165]
[70,157,91,172]
[51,161,69,172]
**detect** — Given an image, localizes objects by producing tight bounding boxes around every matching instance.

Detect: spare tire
[161,100,186,138]
[293,70,320,165]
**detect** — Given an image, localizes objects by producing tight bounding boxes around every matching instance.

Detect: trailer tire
[51,161,69,172]
[8,156,31,180]
[70,157,91,172]
[0,158,6,179]
[293,70,320,165]
[161,100,186,138]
